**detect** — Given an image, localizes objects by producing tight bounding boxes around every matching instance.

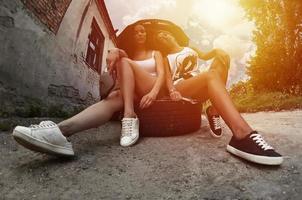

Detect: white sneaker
[120,118,139,147]
[12,121,74,156]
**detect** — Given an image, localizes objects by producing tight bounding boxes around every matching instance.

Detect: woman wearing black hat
[12,23,166,156]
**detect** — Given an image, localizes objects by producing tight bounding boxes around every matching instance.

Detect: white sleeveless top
[133,51,157,77]
[167,47,200,82]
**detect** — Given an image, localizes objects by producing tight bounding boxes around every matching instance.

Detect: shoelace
[212,116,221,130]
[29,121,56,129]
[121,119,134,137]
[250,133,273,150]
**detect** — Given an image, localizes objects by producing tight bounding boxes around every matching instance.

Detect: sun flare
[193,0,241,29]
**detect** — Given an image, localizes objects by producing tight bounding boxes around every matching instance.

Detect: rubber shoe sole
[120,134,139,147]
[226,145,283,165]
[13,130,74,157]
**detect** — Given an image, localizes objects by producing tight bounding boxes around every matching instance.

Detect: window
[86,18,105,73]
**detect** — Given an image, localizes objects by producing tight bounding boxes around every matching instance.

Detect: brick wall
[21,0,72,33]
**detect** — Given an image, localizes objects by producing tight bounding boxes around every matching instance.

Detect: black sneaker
[206,106,222,138]
[227,131,283,165]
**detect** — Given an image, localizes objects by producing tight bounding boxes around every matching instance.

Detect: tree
[240,0,302,94]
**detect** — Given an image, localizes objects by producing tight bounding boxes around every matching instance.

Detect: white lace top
[133,51,157,77]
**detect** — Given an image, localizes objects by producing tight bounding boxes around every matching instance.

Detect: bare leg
[209,54,230,85]
[175,68,252,139]
[115,57,162,118]
[207,54,230,115]
[58,90,123,137]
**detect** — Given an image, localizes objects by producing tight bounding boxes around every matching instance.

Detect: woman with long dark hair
[12,24,166,156]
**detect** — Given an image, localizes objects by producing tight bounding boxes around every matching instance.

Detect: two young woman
[12,23,283,165]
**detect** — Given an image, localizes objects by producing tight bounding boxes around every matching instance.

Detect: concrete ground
[0,110,301,200]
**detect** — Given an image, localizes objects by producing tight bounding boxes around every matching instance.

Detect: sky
[104,0,256,86]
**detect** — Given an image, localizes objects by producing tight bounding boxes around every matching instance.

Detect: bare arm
[106,48,128,76]
[151,51,165,96]
[163,57,182,101]
[108,48,128,58]
[139,51,165,109]
[190,46,230,66]
[190,46,216,60]
[163,57,174,93]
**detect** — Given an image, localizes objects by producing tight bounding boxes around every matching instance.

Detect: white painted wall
[0,0,116,116]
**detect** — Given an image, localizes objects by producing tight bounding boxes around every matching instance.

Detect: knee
[107,90,121,100]
[206,71,220,82]
[116,57,131,69]
[104,90,123,110]
[221,53,230,70]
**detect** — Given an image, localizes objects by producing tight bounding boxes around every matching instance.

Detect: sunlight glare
[193,0,241,29]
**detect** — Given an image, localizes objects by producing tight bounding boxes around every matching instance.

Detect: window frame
[85,18,105,73]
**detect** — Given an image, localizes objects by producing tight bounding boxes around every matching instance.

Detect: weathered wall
[0,0,116,117]
[20,0,72,33]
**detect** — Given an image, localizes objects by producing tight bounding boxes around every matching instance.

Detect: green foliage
[0,97,46,118]
[230,81,302,112]
[0,122,11,131]
[47,105,70,118]
[47,104,85,118]
[15,103,43,118]
[240,0,302,94]
[0,96,85,118]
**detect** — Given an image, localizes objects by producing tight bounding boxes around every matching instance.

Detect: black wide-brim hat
[117,19,189,55]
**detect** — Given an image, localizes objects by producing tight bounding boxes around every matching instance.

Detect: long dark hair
[152,30,170,57]
[117,23,152,59]
[152,30,172,57]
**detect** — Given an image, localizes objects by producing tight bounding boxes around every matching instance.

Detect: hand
[140,91,157,109]
[169,90,182,101]
[106,49,120,76]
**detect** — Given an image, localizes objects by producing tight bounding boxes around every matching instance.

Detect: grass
[230,91,302,113]
[0,121,11,131]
